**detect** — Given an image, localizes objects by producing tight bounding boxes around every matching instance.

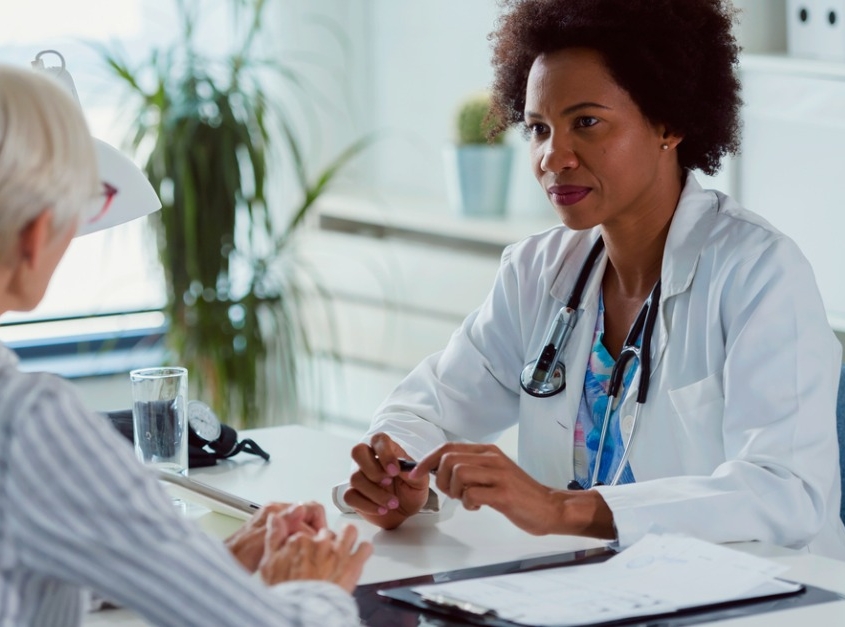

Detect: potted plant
[443,91,513,217]
[97,0,369,428]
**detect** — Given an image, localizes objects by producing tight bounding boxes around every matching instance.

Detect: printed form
[410,533,800,626]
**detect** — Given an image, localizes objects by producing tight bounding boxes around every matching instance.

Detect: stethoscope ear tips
[520,361,566,397]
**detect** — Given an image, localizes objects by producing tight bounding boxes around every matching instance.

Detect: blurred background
[4,0,842,442]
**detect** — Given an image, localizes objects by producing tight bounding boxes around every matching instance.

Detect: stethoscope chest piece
[520,360,565,397]
[519,237,609,399]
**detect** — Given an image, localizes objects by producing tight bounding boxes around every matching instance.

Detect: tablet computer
[155,469,261,520]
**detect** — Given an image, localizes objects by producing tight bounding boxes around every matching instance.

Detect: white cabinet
[737,54,845,330]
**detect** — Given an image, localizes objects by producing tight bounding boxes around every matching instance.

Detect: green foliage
[455,92,505,145]
[96,0,369,428]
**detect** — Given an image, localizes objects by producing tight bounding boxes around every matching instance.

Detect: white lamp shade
[76,139,162,237]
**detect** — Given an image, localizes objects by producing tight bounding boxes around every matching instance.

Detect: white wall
[273,0,791,212]
[364,1,500,198]
[733,0,787,53]
[270,0,550,215]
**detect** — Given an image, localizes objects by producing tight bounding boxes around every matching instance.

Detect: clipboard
[380,577,806,627]
[356,548,614,626]
[355,547,843,627]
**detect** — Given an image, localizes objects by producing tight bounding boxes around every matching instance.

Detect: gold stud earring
[661,143,669,151]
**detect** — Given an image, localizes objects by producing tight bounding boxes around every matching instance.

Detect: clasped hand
[225,501,372,593]
[344,433,431,529]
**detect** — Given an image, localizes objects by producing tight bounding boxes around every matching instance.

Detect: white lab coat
[360,175,845,560]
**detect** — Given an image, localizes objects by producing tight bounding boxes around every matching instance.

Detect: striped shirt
[0,344,359,627]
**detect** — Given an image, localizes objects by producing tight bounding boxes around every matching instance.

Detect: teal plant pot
[444,144,514,217]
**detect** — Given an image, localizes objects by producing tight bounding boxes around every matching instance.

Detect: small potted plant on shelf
[443,91,513,217]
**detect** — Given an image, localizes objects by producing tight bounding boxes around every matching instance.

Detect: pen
[374,455,438,473]
[397,458,438,474]
[397,458,418,471]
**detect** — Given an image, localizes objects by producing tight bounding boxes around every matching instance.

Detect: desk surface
[86,425,845,626]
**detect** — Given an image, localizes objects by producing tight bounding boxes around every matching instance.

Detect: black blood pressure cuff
[102,409,269,469]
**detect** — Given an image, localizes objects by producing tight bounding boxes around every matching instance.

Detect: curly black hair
[488,0,742,175]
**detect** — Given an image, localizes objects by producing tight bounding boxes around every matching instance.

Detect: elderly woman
[340,0,845,559]
[0,64,370,626]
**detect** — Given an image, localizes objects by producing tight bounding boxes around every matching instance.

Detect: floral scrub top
[573,291,639,488]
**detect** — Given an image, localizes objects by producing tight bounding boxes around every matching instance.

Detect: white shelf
[314,192,559,254]
[742,52,845,80]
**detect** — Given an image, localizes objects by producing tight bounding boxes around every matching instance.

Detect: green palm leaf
[95,0,374,428]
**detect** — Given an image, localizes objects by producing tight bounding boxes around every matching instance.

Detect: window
[0,1,173,373]
[0,1,349,376]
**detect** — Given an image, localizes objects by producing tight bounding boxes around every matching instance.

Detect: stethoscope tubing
[589,280,661,488]
[520,235,663,489]
[610,402,643,486]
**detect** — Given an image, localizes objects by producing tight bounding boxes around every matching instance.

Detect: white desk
[86,425,845,626]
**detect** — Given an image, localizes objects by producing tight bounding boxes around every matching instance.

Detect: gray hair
[0,64,98,256]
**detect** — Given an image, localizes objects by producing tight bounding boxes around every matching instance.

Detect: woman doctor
[340,0,845,559]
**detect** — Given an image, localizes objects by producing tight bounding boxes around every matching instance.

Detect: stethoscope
[519,236,662,488]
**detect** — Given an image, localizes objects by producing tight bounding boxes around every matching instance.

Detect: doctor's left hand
[410,443,616,539]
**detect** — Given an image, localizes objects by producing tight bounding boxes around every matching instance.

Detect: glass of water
[130,367,189,477]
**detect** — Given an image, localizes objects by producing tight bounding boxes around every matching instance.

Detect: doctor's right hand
[343,433,430,529]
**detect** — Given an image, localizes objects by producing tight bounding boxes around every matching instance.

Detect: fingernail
[388,498,399,510]
[387,463,399,477]
[380,477,392,486]
[377,506,388,515]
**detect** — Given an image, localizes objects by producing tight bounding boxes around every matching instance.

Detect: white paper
[410,533,799,626]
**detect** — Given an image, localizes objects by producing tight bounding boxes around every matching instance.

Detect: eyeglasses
[85,182,118,228]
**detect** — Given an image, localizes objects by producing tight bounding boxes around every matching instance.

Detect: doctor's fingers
[370,432,414,476]
[435,459,510,500]
[429,449,514,492]
[455,469,560,536]
[348,464,430,512]
[460,484,553,535]
[410,442,506,479]
[346,470,402,515]
[350,442,389,484]
[345,471,430,521]
[351,436,408,484]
